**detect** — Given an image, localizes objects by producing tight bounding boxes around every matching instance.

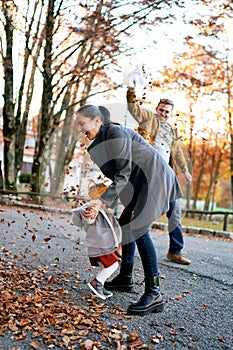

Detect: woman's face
[76,113,102,140]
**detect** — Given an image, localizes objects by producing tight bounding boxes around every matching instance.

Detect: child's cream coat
[72,205,122,258]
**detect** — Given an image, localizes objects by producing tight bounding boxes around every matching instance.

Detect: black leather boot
[104,263,134,292]
[127,275,164,315]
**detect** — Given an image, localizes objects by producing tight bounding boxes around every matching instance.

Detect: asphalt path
[0,205,232,350]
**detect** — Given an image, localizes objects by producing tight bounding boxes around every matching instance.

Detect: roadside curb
[152,222,233,240]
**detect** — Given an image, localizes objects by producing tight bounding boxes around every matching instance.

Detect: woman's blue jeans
[121,227,158,277]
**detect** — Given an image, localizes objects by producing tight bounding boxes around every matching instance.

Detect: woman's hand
[90,199,106,211]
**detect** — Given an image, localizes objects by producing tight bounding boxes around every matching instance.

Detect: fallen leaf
[218,337,226,343]
[81,339,94,349]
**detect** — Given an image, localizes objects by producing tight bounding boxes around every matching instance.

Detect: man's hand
[123,66,146,87]
[124,77,136,89]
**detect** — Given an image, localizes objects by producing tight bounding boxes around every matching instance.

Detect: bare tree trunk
[230,133,233,208]
[225,54,233,208]
[15,1,44,181]
[2,2,15,191]
[204,154,215,211]
[192,142,207,209]
[0,161,4,190]
[31,0,54,198]
[186,106,195,209]
[50,120,78,195]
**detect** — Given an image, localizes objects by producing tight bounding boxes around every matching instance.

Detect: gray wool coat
[72,205,122,258]
[87,123,183,245]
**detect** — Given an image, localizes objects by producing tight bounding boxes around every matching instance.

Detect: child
[72,202,122,300]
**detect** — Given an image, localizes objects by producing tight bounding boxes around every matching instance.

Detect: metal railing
[184,209,233,231]
[1,190,232,231]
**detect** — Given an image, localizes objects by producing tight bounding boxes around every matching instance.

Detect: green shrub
[19,173,31,184]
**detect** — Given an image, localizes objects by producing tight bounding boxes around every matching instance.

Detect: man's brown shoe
[167,252,191,265]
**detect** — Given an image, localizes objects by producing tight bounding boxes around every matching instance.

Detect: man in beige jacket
[127,86,192,265]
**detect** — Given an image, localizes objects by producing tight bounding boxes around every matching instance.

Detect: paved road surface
[0,205,232,349]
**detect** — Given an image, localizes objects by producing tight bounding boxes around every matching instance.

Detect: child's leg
[87,257,119,300]
[96,261,119,285]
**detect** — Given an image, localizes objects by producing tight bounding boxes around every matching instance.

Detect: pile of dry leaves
[0,254,158,350]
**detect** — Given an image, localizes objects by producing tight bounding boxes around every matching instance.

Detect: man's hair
[157,98,174,110]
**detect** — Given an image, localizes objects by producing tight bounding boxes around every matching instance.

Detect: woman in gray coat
[75,104,183,315]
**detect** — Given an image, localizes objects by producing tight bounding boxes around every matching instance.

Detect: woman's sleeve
[100,128,132,209]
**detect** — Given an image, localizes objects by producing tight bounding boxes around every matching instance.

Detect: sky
[100,0,233,133]
[1,0,232,132]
